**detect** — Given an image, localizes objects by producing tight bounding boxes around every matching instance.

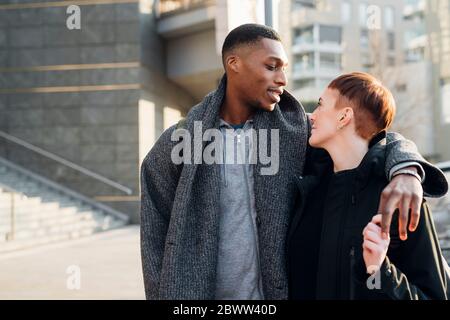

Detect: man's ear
[225,54,240,73]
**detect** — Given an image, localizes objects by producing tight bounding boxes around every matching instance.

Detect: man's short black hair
[221,23,282,68]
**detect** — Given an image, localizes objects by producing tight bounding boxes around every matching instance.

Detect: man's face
[232,38,288,112]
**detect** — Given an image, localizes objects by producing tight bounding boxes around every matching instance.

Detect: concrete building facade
[289,0,405,108]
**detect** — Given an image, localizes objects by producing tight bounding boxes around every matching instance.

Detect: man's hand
[363,214,390,274]
[378,167,423,241]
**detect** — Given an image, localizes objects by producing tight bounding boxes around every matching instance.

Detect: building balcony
[292,66,341,80]
[406,34,427,50]
[291,4,336,27]
[292,41,342,54]
[157,0,216,17]
[156,0,217,38]
[403,0,425,20]
[151,0,222,101]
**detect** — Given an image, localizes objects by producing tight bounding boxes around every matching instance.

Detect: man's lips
[269,88,283,95]
[267,88,283,103]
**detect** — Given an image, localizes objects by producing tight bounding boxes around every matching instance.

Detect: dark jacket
[287,132,449,300]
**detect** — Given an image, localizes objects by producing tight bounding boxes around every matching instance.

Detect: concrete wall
[0,1,141,221]
[140,0,196,143]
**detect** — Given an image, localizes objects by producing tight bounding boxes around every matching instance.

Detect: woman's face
[309,88,343,148]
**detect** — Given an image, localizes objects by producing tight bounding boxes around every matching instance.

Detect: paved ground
[0,225,145,299]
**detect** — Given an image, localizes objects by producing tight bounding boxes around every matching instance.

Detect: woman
[287,72,449,300]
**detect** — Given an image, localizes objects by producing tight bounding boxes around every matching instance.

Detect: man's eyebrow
[268,56,288,66]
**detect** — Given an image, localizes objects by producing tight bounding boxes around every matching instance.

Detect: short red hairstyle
[328,72,396,139]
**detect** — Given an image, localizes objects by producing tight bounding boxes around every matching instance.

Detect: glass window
[294,78,316,90]
[293,25,314,45]
[387,32,395,51]
[385,6,395,29]
[441,82,450,124]
[361,53,371,71]
[293,52,315,72]
[292,0,316,10]
[319,25,341,44]
[319,52,341,70]
[360,29,369,48]
[359,3,368,27]
[341,1,352,23]
[405,47,425,62]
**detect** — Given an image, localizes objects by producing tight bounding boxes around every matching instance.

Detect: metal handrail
[0,130,132,195]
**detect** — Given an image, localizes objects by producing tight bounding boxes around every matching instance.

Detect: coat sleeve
[385,132,448,198]
[140,125,182,300]
[378,201,449,300]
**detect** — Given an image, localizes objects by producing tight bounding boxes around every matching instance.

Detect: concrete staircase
[0,157,129,254]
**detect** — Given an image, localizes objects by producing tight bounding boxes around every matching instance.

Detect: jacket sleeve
[378,201,449,300]
[140,125,182,300]
[385,132,448,198]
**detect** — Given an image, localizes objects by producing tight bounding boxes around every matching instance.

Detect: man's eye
[266,65,276,71]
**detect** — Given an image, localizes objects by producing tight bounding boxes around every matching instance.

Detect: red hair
[328,72,396,139]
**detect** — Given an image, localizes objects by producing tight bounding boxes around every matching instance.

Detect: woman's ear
[338,107,353,127]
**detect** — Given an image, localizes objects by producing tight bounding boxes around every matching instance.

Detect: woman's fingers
[363,239,379,253]
[365,221,381,234]
[371,214,382,225]
[363,229,383,244]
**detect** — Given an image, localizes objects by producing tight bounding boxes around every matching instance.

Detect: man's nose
[276,70,287,87]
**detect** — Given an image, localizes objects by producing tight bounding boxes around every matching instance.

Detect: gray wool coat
[140,75,448,300]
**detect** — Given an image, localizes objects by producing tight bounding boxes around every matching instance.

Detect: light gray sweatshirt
[215,119,264,299]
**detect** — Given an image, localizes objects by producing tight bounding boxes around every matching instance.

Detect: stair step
[0,218,126,247]
[0,160,128,253]
[0,210,104,234]
[0,202,92,215]
[0,227,105,254]
[0,219,102,242]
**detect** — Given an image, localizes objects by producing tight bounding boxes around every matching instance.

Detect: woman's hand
[362,214,390,274]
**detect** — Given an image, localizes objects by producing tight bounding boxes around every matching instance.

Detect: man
[140,24,448,300]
